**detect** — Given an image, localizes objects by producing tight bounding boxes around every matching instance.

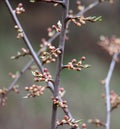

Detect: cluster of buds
[52,20,62,32]
[63,56,90,71]
[24,85,46,98]
[47,20,62,37]
[88,119,105,127]
[102,90,120,111]
[70,16,102,27]
[76,0,84,11]
[98,35,120,56]
[14,3,25,14]
[110,91,120,111]
[40,42,61,64]
[99,0,114,4]
[32,68,52,82]
[11,48,29,59]
[52,97,68,108]
[57,115,82,128]
[14,25,24,38]
[0,88,7,106]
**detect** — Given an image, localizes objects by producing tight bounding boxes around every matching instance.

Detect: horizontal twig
[65,1,100,23]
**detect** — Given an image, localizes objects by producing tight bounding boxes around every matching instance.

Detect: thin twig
[53,1,100,129]
[66,0,100,22]
[105,52,119,129]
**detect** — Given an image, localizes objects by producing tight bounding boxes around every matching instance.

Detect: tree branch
[105,52,119,129]
[53,1,101,128]
[51,0,70,129]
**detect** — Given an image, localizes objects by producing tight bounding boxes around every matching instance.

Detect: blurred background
[0,0,120,129]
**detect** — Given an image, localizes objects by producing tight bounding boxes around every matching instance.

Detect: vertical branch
[51,0,69,129]
[105,52,119,129]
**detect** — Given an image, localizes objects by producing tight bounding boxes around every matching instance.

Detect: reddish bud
[18,3,23,7]
[72,59,77,63]
[44,68,48,73]
[81,56,86,61]
[82,123,87,129]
